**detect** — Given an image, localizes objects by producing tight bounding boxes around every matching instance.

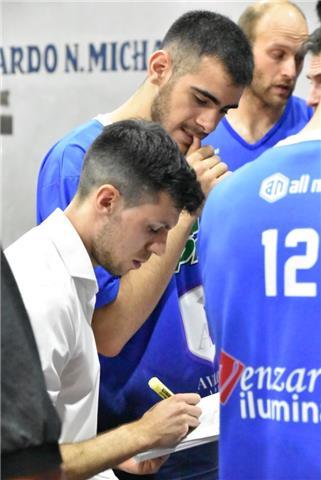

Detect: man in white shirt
[5,120,204,480]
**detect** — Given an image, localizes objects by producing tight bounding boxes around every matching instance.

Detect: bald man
[205,1,313,169]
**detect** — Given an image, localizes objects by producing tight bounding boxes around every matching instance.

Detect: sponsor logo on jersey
[175,219,199,273]
[221,351,321,425]
[198,371,220,395]
[259,173,321,203]
[179,285,215,363]
[220,351,245,404]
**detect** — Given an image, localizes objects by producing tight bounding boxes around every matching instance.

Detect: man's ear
[95,184,121,215]
[148,50,173,86]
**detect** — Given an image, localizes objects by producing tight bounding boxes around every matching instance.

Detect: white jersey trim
[276,129,321,147]
[94,113,112,126]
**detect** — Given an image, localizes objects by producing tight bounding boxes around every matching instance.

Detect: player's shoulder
[6,236,74,313]
[5,223,73,289]
[205,133,320,216]
[53,118,103,154]
[42,119,102,166]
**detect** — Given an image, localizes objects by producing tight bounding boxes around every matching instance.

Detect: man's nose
[148,231,168,257]
[196,110,222,135]
[281,56,297,80]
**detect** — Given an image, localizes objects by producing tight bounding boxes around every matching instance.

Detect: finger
[154,454,170,462]
[215,170,232,183]
[179,413,201,437]
[195,155,222,171]
[144,456,169,473]
[172,393,201,404]
[185,404,202,418]
[210,162,229,177]
[150,454,170,467]
[187,145,215,164]
[186,136,201,156]
[187,415,201,429]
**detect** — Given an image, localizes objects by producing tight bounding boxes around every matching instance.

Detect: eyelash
[195,95,229,114]
[194,96,208,106]
[271,52,284,61]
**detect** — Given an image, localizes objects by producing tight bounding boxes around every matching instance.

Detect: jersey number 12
[262,228,319,297]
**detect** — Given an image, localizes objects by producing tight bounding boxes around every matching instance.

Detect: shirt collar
[41,209,98,297]
[94,112,112,126]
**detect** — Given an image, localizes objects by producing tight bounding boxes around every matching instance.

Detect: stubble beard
[150,80,174,131]
[92,225,122,277]
[151,82,192,154]
[250,72,292,112]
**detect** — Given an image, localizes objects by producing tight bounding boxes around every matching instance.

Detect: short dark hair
[307,0,321,56]
[303,26,321,56]
[77,119,204,214]
[317,0,321,22]
[160,10,253,87]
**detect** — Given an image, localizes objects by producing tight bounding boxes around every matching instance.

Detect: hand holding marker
[148,377,199,435]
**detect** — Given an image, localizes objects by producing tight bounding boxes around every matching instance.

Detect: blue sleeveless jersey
[37,118,219,479]
[204,96,313,170]
[199,131,321,480]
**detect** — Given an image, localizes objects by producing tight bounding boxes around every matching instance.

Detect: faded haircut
[303,26,321,56]
[160,10,253,87]
[303,0,321,57]
[77,119,204,214]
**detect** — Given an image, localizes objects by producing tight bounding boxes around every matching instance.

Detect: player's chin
[270,94,289,109]
[103,262,123,277]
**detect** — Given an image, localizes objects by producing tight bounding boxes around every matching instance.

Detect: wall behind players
[1,1,317,247]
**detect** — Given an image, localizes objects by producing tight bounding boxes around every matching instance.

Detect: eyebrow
[191,86,239,110]
[307,73,321,79]
[151,222,171,231]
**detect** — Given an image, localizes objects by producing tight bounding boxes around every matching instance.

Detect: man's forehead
[254,6,308,42]
[190,54,223,70]
[308,54,321,77]
[186,55,233,84]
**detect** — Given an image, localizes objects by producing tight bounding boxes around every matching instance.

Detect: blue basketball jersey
[199,130,321,480]
[204,96,313,170]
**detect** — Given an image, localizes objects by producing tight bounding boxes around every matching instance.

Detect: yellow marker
[148,377,174,399]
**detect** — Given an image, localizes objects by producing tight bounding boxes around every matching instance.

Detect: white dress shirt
[5,209,117,479]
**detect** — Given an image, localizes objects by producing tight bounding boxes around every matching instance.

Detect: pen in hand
[148,377,199,436]
[148,376,174,399]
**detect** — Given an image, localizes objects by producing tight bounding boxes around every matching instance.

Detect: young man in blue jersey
[36,10,253,480]
[198,23,321,480]
[205,1,312,170]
